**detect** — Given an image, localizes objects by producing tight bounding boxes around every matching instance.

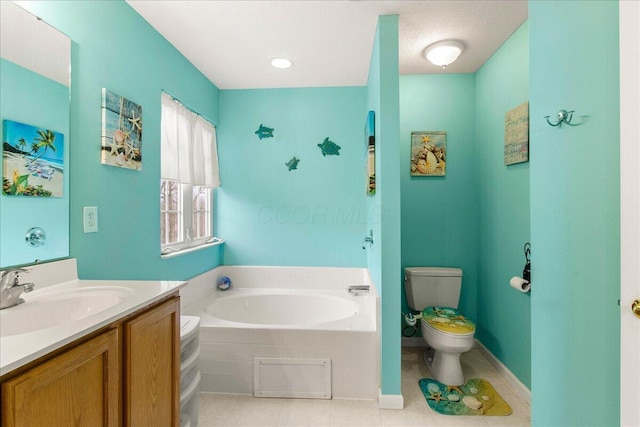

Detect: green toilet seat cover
[421,306,476,335]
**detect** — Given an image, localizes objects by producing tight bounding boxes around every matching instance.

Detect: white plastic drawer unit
[180,346,201,391]
[179,315,201,425]
[180,371,201,427]
[180,315,200,362]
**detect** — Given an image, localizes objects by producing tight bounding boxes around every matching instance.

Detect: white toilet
[404,267,476,386]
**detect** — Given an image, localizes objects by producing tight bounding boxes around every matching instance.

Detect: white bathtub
[181,266,379,399]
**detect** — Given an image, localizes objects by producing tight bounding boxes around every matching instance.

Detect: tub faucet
[362,230,374,249]
[347,285,370,295]
[0,268,35,310]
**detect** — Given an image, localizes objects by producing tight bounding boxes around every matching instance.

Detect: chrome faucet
[362,229,374,250]
[0,268,35,309]
[347,285,370,295]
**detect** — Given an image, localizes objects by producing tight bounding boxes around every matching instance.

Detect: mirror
[0,1,70,268]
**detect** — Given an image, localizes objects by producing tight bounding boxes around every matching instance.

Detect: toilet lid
[421,306,475,335]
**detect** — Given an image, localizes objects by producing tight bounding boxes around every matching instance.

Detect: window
[160,92,220,256]
[160,182,213,247]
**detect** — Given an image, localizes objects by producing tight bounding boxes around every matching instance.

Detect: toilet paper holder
[522,242,531,284]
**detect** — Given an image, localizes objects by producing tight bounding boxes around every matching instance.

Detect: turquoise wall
[367,15,402,397]
[366,19,383,297]
[529,2,619,425]
[217,87,367,266]
[22,1,223,280]
[475,22,531,389]
[0,59,70,267]
[399,74,477,323]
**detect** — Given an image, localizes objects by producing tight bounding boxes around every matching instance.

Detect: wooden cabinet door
[124,297,180,427]
[1,328,120,427]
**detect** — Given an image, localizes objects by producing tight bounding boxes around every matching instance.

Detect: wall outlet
[83,206,98,233]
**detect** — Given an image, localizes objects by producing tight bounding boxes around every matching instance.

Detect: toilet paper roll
[510,276,531,293]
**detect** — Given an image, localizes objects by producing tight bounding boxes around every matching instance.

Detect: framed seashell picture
[100,88,142,170]
[410,131,446,176]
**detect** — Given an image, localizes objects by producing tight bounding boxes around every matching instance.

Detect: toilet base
[423,348,435,366]
[423,348,465,386]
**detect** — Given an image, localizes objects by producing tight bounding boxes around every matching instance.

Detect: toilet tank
[404,267,463,311]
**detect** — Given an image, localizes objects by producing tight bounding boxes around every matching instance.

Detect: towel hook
[545,109,575,127]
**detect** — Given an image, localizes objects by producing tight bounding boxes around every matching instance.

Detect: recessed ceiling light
[423,40,464,69]
[271,57,293,69]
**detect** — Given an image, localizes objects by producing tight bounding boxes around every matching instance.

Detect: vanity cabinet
[1,294,180,427]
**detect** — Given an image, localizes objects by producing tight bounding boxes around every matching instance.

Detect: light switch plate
[83,206,98,233]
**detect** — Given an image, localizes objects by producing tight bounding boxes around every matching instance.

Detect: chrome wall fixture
[362,229,374,250]
[25,227,46,247]
[545,109,576,127]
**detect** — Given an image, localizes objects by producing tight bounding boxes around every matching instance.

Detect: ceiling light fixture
[423,40,464,69]
[271,57,293,69]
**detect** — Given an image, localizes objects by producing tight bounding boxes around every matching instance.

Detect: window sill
[160,237,224,259]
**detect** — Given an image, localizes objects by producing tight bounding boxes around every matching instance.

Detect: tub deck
[186,287,376,331]
[181,266,379,399]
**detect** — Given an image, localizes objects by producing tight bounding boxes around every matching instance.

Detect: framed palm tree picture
[2,119,64,197]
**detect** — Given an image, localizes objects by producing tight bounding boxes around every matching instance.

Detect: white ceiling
[1,1,70,87]
[127,0,527,90]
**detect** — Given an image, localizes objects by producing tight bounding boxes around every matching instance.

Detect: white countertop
[0,279,187,377]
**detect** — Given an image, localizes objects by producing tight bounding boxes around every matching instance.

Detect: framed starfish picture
[411,131,446,176]
[101,88,142,170]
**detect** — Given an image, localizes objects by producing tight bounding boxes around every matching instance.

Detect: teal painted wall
[475,22,530,389]
[0,59,70,267]
[529,2,619,426]
[366,22,383,297]
[367,15,402,397]
[399,74,478,324]
[399,22,530,390]
[22,1,223,280]
[217,87,367,267]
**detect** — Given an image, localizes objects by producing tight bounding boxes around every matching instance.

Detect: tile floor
[197,346,531,426]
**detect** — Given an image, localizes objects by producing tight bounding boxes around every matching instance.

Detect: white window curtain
[161,92,220,187]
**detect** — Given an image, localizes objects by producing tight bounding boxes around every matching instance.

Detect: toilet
[404,267,475,386]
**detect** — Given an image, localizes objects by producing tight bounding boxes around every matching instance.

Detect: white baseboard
[378,388,404,409]
[474,340,531,405]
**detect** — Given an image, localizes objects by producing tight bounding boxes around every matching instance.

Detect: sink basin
[0,286,134,337]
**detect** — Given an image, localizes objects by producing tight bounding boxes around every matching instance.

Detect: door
[620,1,640,425]
[124,297,180,427]
[1,329,120,427]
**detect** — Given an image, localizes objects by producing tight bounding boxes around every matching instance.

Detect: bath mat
[419,377,512,416]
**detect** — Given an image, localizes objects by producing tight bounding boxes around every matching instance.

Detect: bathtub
[181,266,379,399]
